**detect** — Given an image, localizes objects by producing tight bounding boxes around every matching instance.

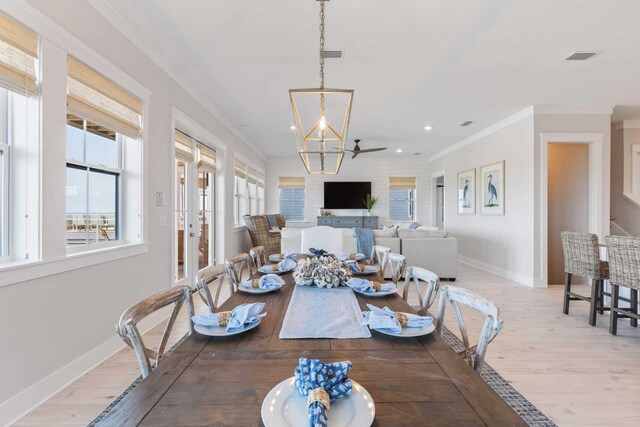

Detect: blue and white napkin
[337,251,365,261]
[260,257,297,272]
[269,252,297,262]
[344,260,368,274]
[346,277,395,293]
[239,274,285,290]
[363,304,433,334]
[294,357,352,427]
[191,302,266,332]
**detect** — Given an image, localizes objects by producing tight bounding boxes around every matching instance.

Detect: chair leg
[589,279,598,326]
[610,284,620,335]
[563,273,572,315]
[631,289,638,328]
[598,280,605,315]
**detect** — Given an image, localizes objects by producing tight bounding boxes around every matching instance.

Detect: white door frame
[430,170,445,228]
[540,132,604,287]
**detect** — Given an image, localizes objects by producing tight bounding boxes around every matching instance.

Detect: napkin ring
[349,253,357,260]
[307,387,330,412]
[278,254,285,260]
[357,263,366,272]
[271,264,280,271]
[217,311,232,327]
[251,279,260,289]
[395,312,408,327]
[371,281,382,291]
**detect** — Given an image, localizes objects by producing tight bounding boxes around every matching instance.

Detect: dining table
[99,266,525,426]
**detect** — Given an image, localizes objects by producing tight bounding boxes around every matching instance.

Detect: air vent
[565,51,599,61]
[459,121,473,127]
[413,152,421,156]
[321,50,343,59]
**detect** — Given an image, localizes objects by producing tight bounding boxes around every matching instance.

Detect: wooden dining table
[100,268,525,426]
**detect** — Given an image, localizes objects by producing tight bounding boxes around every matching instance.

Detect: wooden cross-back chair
[436,285,503,373]
[404,266,440,315]
[386,252,406,286]
[195,264,227,314]
[225,253,251,295]
[249,246,268,271]
[369,245,391,277]
[115,285,194,378]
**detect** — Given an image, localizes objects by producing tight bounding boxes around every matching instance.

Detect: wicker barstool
[605,235,640,335]
[560,231,609,326]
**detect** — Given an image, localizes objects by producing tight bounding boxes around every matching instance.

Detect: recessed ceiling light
[290,125,296,130]
[424,125,433,131]
[396,148,403,153]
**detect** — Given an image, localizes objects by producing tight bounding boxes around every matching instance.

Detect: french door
[175,154,216,285]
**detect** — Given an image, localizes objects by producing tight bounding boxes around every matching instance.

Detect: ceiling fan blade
[357,148,387,153]
[351,151,359,159]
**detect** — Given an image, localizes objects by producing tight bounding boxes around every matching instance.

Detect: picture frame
[480,161,505,215]
[457,169,475,215]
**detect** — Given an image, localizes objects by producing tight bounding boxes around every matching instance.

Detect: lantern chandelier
[289,0,353,175]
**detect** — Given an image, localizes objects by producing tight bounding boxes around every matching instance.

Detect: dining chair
[115,285,194,378]
[225,253,251,295]
[436,285,503,373]
[560,231,609,326]
[195,264,227,313]
[369,245,390,277]
[404,266,440,315]
[386,252,406,288]
[605,235,640,335]
[300,225,344,254]
[249,245,268,271]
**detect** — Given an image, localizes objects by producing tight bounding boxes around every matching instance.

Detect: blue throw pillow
[408,222,420,229]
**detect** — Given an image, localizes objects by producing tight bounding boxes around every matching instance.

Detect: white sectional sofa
[280,226,457,280]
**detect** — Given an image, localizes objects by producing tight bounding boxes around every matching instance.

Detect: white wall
[0,0,263,422]
[611,125,640,237]
[265,157,432,227]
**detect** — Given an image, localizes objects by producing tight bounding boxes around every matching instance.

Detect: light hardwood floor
[14,262,640,426]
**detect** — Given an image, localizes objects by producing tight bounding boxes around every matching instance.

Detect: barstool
[560,231,609,326]
[605,235,640,335]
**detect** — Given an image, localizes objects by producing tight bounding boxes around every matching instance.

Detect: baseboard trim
[0,308,170,426]
[458,255,539,288]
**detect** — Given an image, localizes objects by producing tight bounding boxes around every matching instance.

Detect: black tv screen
[324,182,372,209]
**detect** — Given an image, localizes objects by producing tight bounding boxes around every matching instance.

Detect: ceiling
[96,0,640,158]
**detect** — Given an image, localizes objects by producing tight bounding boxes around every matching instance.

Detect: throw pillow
[408,222,420,229]
[373,228,397,238]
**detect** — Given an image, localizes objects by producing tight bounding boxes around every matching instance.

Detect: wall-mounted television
[324,182,372,209]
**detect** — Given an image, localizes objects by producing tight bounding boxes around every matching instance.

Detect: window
[279,177,305,221]
[234,159,247,225]
[247,167,258,215]
[257,171,265,214]
[389,177,416,221]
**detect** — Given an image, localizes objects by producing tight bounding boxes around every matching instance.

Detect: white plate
[193,317,262,337]
[258,266,293,275]
[369,312,435,337]
[237,284,282,294]
[269,254,297,262]
[339,254,366,261]
[261,377,375,427]
[352,283,397,297]
[351,265,378,275]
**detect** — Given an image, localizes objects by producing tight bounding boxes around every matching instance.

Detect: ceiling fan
[344,139,387,159]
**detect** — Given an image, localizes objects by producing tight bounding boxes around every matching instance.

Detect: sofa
[280,226,457,280]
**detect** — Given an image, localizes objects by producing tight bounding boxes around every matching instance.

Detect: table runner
[279,285,371,339]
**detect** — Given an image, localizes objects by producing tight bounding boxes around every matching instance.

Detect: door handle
[189,232,195,237]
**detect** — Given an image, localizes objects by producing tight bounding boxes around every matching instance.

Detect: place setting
[258,257,296,274]
[191,302,267,337]
[362,303,435,338]
[337,251,366,262]
[345,277,397,297]
[344,259,378,276]
[238,274,285,294]
[268,251,298,263]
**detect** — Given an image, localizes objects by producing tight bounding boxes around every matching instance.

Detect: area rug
[90,328,556,426]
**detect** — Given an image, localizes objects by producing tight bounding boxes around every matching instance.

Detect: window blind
[197,143,216,173]
[0,11,38,96]
[247,167,258,185]
[234,159,247,178]
[67,56,142,139]
[389,176,416,190]
[278,176,305,190]
[175,130,193,160]
[257,172,265,188]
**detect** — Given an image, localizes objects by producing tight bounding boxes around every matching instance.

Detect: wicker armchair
[560,231,609,326]
[243,214,286,256]
[605,235,640,335]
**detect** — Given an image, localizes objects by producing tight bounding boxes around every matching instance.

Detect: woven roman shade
[389,177,416,190]
[247,167,258,185]
[234,159,247,179]
[0,11,38,96]
[175,130,193,160]
[257,172,265,188]
[67,56,142,139]
[278,176,305,190]
[197,143,216,173]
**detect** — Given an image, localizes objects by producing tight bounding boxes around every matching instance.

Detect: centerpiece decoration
[293,256,351,288]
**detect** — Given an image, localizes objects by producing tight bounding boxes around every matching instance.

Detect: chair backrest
[560,231,605,279]
[195,264,227,313]
[386,252,406,285]
[225,253,251,293]
[249,245,268,270]
[404,266,440,315]
[116,285,194,378]
[369,245,391,276]
[243,215,283,256]
[605,235,640,289]
[300,226,344,254]
[436,285,503,373]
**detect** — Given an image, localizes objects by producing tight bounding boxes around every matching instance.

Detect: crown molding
[614,120,640,130]
[533,104,614,115]
[428,106,534,162]
[87,0,265,161]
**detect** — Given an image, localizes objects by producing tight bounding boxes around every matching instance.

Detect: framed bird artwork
[480,161,505,215]
[457,169,475,215]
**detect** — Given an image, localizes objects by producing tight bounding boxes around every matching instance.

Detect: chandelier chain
[319,1,325,89]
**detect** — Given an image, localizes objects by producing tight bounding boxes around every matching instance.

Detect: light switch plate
[155,192,163,207]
